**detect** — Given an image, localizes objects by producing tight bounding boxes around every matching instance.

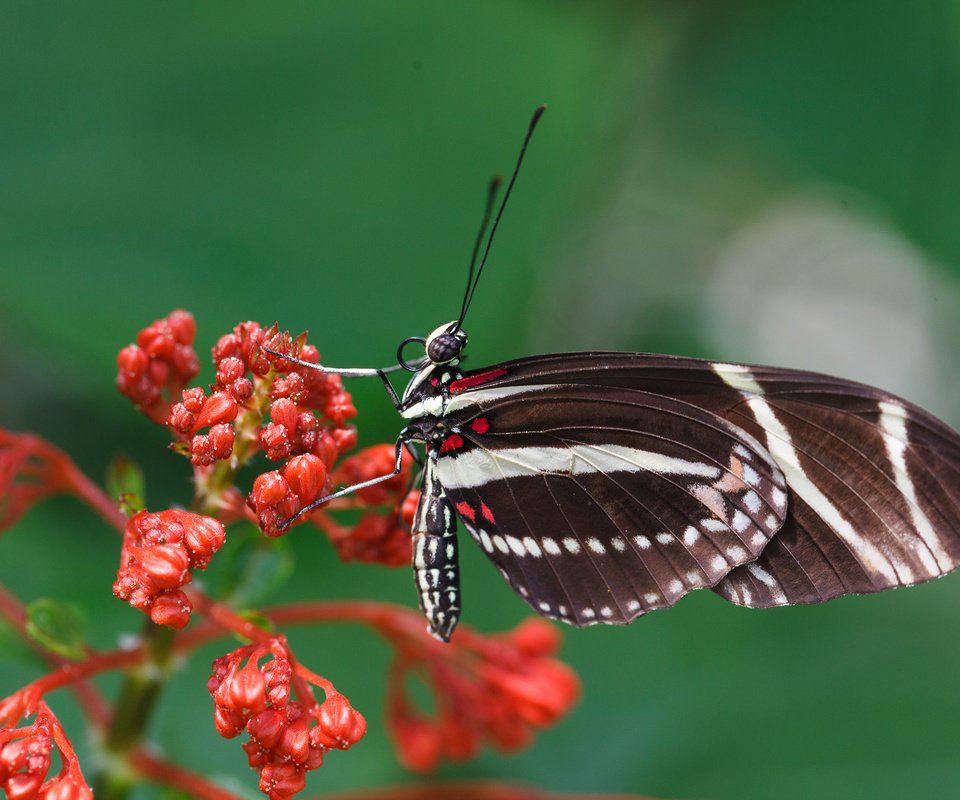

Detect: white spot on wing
[586,537,606,555]
[655,532,673,546]
[627,599,641,612]
[479,530,493,553]
[610,536,627,552]
[493,535,509,554]
[744,491,762,514]
[728,545,748,562]
[600,606,614,618]
[563,537,581,554]
[505,535,526,557]
[731,510,751,534]
[771,486,787,509]
[683,526,700,546]
[523,537,542,558]
[634,535,651,549]
[542,537,561,556]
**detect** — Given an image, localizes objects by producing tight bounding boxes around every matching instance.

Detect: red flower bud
[272,372,305,400]
[252,472,289,510]
[138,543,190,590]
[149,590,192,629]
[184,515,226,566]
[167,403,196,434]
[116,345,148,377]
[181,387,206,413]
[313,430,340,468]
[391,716,441,773]
[277,715,310,764]
[167,309,196,344]
[195,392,238,430]
[315,694,366,750]
[43,777,95,800]
[216,666,267,713]
[283,455,326,504]
[208,423,235,460]
[325,392,357,425]
[331,426,357,453]
[269,398,298,432]
[6,771,44,800]
[230,377,254,401]
[259,763,305,800]
[216,356,245,385]
[214,705,247,739]
[260,423,291,461]
[247,708,286,749]
[505,618,561,658]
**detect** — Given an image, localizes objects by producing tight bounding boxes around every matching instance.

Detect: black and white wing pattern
[434,353,960,624]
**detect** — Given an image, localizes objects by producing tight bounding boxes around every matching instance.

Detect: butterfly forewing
[434,353,960,620]
[435,383,789,624]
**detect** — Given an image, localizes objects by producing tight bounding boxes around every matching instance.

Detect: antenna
[454,104,546,330]
[456,175,502,328]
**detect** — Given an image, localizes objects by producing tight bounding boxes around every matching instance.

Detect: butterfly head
[425,322,468,366]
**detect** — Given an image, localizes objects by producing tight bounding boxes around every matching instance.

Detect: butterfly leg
[412,448,461,641]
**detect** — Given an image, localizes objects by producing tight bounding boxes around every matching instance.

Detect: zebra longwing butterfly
[281,107,960,641]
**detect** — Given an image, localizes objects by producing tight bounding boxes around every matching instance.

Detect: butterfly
[277,106,960,641]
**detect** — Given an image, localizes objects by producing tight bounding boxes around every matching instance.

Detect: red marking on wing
[480,501,496,524]
[440,434,464,453]
[449,368,508,394]
[430,377,438,386]
[455,501,476,522]
[470,417,490,434]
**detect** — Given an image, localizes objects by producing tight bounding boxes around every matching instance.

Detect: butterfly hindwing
[710,363,960,607]
[435,383,789,625]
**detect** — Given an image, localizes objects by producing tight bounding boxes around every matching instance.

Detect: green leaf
[25,598,87,660]
[218,529,294,607]
[106,453,146,514]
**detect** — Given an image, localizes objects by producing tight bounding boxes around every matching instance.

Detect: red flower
[113,509,225,628]
[116,310,199,425]
[208,641,365,795]
[385,617,580,772]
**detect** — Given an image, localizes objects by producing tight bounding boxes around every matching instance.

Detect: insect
[276,106,960,641]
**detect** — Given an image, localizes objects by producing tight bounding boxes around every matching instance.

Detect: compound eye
[427,332,463,364]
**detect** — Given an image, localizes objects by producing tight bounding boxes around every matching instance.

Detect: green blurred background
[4,2,960,798]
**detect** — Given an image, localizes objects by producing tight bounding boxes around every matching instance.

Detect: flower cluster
[386,618,580,772]
[208,640,365,800]
[116,310,200,425]
[113,509,225,629]
[0,700,92,800]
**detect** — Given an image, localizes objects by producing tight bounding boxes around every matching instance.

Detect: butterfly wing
[439,353,960,620]
[436,382,789,625]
